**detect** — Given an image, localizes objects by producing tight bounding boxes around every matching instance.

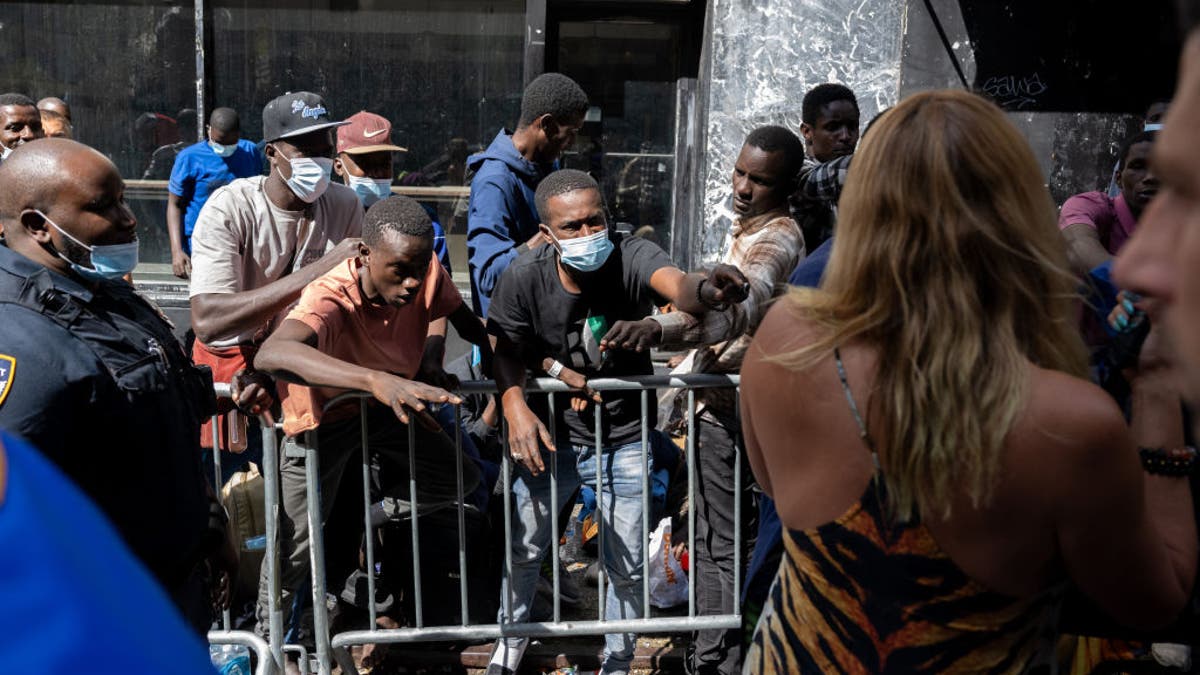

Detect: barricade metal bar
[445,374,737,395]
[208,630,277,675]
[305,375,742,667]
[282,644,310,675]
[548,393,561,624]
[259,417,284,671]
[595,401,605,622]
[502,417,514,625]
[687,389,697,618]
[407,421,423,628]
[360,399,377,630]
[331,614,739,649]
[733,387,743,608]
[641,389,651,618]
[302,430,333,675]
[454,403,469,626]
[209,413,232,632]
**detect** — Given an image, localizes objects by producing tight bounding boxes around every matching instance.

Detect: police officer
[0,138,237,632]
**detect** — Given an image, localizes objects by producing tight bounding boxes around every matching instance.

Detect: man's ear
[539,223,554,241]
[536,113,557,138]
[333,156,346,179]
[18,209,51,244]
[799,122,813,143]
[358,240,371,260]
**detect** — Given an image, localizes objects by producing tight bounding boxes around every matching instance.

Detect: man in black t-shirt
[485,169,748,675]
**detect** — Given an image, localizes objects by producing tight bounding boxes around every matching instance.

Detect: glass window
[0,1,198,277]
[211,0,526,281]
[555,18,685,253]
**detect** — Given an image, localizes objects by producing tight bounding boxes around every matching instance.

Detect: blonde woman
[740,90,1197,673]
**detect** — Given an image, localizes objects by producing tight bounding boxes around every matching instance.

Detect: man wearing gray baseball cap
[187,91,364,652]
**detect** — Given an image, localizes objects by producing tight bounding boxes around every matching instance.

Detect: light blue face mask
[551,228,613,272]
[209,139,238,158]
[347,174,393,207]
[35,209,139,282]
[1144,123,1164,132]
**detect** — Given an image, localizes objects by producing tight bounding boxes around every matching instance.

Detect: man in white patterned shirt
[653,125,806,675]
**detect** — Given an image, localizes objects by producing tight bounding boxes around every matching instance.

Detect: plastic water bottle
[209,644,251,675]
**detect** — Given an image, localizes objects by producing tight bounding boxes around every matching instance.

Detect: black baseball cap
[261,91,348,143]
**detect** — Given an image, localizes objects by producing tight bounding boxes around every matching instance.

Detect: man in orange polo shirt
[253,195,486,647]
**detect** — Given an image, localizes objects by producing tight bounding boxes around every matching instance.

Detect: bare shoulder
[748,294,821,358]
[743,297,830,411]
[1021,366,1130,464]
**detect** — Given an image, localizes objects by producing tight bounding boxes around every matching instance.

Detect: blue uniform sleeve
[0,431,215,674]
[166,150,193,199]
[432,220,452,275]
[467,173,523,316]
[0,307,96,460]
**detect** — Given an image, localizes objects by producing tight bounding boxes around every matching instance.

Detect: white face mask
[346,174,393,207]
[209,139,238,158]
[276,155,333,203]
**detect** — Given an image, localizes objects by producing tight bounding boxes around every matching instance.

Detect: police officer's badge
[0,354,13,409]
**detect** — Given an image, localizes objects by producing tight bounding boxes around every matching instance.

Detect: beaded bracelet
[1139,446,1199,477]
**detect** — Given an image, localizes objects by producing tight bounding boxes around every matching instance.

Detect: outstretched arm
[256,319,459,426]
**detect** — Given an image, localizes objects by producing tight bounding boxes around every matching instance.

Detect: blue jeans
[497,440,647,674]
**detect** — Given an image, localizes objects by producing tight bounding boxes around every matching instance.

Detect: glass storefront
[0,0,703,282]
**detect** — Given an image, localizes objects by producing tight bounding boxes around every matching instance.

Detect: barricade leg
[260,419,285,671]
[210,414,233,632]
[302,431,333,675]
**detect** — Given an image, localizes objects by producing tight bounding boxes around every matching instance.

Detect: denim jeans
[496,440,647,674]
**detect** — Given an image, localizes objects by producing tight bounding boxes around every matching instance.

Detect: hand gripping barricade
[230,374,742,675]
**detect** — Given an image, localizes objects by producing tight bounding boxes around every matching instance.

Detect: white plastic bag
[648,516,688,608]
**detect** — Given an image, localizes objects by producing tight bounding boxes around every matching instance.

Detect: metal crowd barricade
[268,373,742,675]
[207,382,288,675]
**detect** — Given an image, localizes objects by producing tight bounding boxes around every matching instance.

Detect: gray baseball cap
[261,91,348,143]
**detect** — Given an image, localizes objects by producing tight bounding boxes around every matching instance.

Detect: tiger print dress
[744,351,1062,674]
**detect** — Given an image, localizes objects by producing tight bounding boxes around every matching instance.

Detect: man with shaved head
[0,138,237,633]
[37,97,71,139]
[36,96,70,121]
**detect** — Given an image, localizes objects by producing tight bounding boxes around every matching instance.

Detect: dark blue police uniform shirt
[0,244,211,595]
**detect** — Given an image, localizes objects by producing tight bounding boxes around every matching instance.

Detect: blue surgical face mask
[35,209,139,282]
[209,139,238,158]
[1144,123,1163,132]
[551,228,613,272]
[347,174,393,207]
[274,153,333,204]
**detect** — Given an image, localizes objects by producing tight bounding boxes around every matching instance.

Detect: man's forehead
[0,105,37,120]
[548,188,601,212]
[374,230,432,258]
[819,100,859,119]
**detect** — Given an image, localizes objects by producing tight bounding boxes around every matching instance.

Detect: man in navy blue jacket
[466,72,588,317]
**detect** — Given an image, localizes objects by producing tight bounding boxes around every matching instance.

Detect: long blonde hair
[777,90,1088,521]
